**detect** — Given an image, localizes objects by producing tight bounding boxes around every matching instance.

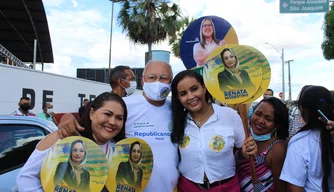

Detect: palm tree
[169,16,196,58]
[117,0,182,61]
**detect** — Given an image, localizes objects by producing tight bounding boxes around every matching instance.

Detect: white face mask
[47,108,53,114]
[143,81,171,101]
[124,81,137,96]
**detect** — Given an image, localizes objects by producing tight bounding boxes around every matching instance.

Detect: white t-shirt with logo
[280,129,334,191]
[179,103,245,183]
[123,94,179,192]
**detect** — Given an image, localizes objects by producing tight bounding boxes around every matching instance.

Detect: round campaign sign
[180,15,238,70]
[41,136,108,192]
[106,138,153,192]
[241,45,271,104]
[203,44,263,104]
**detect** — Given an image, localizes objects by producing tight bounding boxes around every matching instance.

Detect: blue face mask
[250,127,277,141]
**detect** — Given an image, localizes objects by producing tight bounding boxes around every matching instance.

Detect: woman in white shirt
[16,92,127,192]
[170,70,256,192]
[280,86,334,192]
[193,18,226,67]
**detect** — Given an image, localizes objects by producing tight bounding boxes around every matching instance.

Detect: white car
[0,116,58,192]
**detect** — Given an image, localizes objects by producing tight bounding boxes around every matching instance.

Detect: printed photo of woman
[115,141,143,190]
[217,48,254,92]
[193,18,226,67]
[53,139,90,192]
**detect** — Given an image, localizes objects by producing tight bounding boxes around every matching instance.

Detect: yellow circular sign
[241,45,271,104]
[106,138,153,192]
[179,135,190,150]
[209,135,225,152]
[203,44,263,104]
[41,136,108,192]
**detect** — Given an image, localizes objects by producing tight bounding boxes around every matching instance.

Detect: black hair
[251,96,289,139]
[83,98,89,102]
[109,65,131,89]
[42,102,46,110]
[20,96,30,102]
[298,86,334,192]
[266,88,274,95]
[129,141,142,162]
[171,70,213,144]
[78,92,127,143]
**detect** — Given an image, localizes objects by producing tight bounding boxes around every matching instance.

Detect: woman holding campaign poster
[170,70,257,191]
[217,48,254,92]
[16,92,127,192]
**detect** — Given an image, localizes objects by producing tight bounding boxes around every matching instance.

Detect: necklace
[193,105,212,126]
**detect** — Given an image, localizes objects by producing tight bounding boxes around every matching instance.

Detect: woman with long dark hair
[280,86,334,191]
[17,92,127,191]
[171,70,256,191]
[236,96,289,191]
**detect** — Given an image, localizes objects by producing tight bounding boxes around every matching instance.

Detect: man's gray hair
[142,60,173,77]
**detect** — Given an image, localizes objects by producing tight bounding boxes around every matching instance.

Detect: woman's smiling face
[251,102,276,136]
[222,51,236,69]
[71,142,85,164]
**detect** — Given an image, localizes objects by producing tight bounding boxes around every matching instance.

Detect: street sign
[280,0,330,13]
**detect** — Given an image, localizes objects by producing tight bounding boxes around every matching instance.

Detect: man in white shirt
[122,60,179,191]
[57,60,179,192]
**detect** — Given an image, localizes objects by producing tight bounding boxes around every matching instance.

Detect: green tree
[169,16,196,58]
[321,3,334,60]
[117,0,182,61]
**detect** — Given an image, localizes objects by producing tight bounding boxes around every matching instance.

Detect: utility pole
[265,43,285,101]
[285,59,294,102]
[108,0,115,80]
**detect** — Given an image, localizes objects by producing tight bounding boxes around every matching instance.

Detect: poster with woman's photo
[180,15,238,71]
[41,136,108,192]
[106,138,153,192]
[203,44,264,104]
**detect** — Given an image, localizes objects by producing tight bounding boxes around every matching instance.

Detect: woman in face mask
[235,96,289,192]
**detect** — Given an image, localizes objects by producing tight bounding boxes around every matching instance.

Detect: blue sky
[40,0,334,101]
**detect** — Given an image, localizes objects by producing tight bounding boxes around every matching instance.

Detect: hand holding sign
[41,136,108,192]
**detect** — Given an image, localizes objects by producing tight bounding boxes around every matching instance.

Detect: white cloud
[71,0,78,8]
[41,0,333,101]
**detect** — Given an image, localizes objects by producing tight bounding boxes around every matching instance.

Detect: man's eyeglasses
[144,74,171,83]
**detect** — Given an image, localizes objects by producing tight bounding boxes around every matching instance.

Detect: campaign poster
[106,138,153,192]
[241,45,271,104]
[203,45,263,104]
[180,15,238,70]
[41,136,108,192]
